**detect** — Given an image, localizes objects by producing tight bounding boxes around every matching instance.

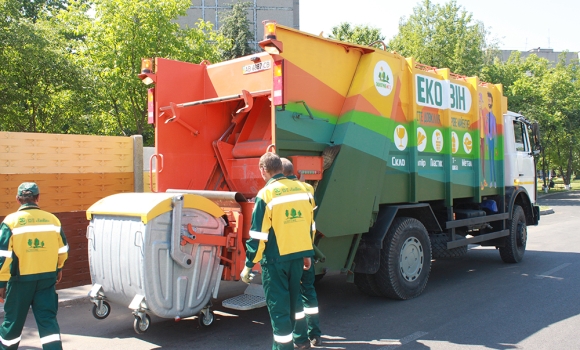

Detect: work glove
[240,266,254,284]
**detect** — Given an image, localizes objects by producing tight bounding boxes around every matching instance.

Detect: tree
[481,52,580,187]
[63,0,228,145]
[328,22,385,47]
[15,0,69,22]
[219,1,253,60]
[388,0,494,76]
[0,0,92,134]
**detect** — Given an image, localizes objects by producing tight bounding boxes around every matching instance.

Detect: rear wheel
[499,205,526,263]
[374,217,431,300]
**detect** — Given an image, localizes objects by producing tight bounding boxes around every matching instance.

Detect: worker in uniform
[280,158,322,347]
[241,153,314,350]
[0,183,68,350]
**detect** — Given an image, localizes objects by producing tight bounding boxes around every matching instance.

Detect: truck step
[222,284,266,310]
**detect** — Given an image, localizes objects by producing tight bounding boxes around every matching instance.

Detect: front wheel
[198,310,214,328]
[92,301,111,320]
[499,205,527,263]
[133,314,151,334]
[374,217,431,300]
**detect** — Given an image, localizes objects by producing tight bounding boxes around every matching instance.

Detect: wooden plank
[0,173,134,216]
[0,132,133,174]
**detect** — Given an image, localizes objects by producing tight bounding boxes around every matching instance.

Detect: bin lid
[86,192,225,224]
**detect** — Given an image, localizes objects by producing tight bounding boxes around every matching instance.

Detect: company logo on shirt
[18,218,27,226]
[27,238,46,252]
[284,208,305,224]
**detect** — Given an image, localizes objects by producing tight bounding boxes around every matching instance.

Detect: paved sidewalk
[0,284,92,317]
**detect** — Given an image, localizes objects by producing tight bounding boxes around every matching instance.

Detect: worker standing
[0,183,68,350]
[281,158,322,347]
[242,153,314,350]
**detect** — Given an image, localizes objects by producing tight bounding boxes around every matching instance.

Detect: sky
[300,0,579,52]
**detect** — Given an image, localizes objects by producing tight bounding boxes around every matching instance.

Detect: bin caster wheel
[133,314,151,334]
[92,301,111,320]
[198,310,214,328]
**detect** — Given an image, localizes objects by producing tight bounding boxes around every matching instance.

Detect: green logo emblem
[27,238,45,249]
[378,70,390,83]
[18,218,26,226]
[273,188,282,196]
[285,208,302,219]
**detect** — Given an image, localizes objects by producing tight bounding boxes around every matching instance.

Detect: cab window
[513,121,528,152]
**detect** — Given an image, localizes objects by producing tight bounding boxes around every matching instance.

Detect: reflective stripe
[249,230,269,241]
[273,333,293,343]
[0,250,12,258]
[0,335,21,346]
[267,193,311,210]
[311,222,316,232]
[304,307,319,315]
[58,245,69,254]
[295,311,305,320]
[12,225,60,235]
[40,334,60,344]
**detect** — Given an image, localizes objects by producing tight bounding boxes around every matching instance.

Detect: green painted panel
[380,172,409,203]
[315,145,385,237]
[275,108,335,147]
[314,235,355,274]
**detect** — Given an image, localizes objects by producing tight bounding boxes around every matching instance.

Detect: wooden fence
[0,131,147,289]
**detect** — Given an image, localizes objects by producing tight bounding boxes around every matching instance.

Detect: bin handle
[170,196,195,269]
[134,231,144,256]
[149,153,163,192]
[86,226,95,250]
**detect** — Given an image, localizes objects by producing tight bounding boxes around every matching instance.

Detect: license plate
[242,61,271,74]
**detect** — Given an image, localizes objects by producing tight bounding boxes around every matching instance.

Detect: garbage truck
[85,21,541,332]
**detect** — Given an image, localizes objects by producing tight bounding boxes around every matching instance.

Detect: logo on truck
[394,125,408,150]
[415,74,472,113]
[374,61,394,96]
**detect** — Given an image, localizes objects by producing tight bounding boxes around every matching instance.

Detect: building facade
[177,0,300,51]
[499,48,578,66]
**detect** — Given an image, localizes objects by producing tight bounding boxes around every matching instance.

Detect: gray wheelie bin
[86,192,226,333]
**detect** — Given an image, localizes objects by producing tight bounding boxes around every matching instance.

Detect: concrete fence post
[132,135,144,192]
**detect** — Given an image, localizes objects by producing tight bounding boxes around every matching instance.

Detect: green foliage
[482,52,580,185]
[58,0,228,145]
[328,22,385,47]
[388,0,494,76]
[0,0,94,133]
[14,0,69,22]
[219,2,253,60]
[0,0,227,145]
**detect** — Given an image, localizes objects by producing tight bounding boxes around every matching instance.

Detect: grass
[537,177,580,197]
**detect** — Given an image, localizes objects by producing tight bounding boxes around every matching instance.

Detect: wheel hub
[517,222,527,246]
[399,237,424,282]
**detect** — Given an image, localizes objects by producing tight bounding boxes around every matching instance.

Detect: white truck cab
[503,111,541,202]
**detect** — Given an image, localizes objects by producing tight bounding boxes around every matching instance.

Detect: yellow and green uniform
[0,203,68,350]
[245,173,314,350]
[287,175,322,345]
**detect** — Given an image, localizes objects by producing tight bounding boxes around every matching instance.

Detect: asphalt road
[11,191,580,349]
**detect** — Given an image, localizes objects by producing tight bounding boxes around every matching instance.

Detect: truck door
[513,120,536,202]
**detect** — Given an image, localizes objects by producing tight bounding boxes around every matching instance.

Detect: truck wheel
[431,233,467,259]
[499,205,526,263]
[354,273,382,297]
[375,217,431,300]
